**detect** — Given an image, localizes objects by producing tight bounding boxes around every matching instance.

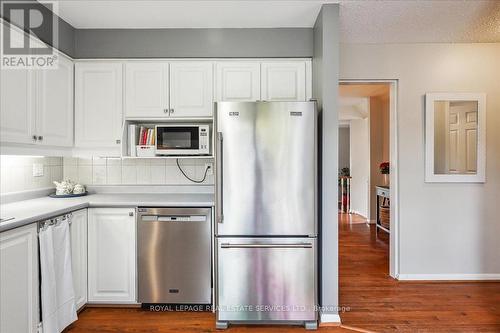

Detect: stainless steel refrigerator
[215,101,317,330]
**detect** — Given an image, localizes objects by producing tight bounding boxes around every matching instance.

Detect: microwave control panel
[199,126,210,154]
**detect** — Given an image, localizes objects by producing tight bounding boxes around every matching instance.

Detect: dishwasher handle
[140,215,207,222]
[220,243,313,249]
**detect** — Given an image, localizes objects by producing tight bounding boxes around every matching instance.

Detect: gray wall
[313,4,340,318]
[74,28,313,58]
[0,0,75,57]
[1,2,312,59]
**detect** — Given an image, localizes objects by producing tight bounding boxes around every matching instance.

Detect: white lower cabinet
[70,209,88,310]
[0,224,39,333]
[87,208,137,303]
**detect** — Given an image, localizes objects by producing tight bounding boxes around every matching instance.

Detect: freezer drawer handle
[220,243,313,249]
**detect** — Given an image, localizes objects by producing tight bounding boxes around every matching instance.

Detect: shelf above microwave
[124,117,213,123]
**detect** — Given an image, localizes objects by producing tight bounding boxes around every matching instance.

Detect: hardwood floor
[66,308,352,332]
[338,213,500,332]
[66,213,500,332]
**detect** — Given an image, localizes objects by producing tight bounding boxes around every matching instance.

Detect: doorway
[338,80,399,277]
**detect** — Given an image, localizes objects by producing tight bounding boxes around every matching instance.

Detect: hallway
[338,213,500,332]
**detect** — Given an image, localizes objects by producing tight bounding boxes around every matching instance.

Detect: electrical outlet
[205,163,213,175]
[32,164,44,177]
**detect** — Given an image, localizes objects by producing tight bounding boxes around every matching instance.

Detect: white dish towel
[39,217,78,333]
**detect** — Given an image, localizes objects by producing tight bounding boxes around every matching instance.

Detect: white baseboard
[320,312,341,324]
[348,210,368,220]
[398,273,500,281]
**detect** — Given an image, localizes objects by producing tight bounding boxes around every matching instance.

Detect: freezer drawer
[138,207,211,304]
[216,237,317,322]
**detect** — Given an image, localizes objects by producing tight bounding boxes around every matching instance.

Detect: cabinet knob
[170,108,174,114]
[116,139,121,144]
[32,135,37,141]
[38,136,43,141]
[129,212,134,217]
[164,109,168,113]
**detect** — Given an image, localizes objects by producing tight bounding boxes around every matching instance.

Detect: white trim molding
[398,274,500,281]
[340,79,400,279]
[320,312,342,324]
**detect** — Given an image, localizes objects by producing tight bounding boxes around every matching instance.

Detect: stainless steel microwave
[155,124,210,156]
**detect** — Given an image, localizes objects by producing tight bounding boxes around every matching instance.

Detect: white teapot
[53,180,75,195]
[73,184,86,194]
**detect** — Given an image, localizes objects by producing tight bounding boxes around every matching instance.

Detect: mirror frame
[425,92,486,183]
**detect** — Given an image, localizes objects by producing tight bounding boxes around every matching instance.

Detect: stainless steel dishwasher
[137,207,211,304]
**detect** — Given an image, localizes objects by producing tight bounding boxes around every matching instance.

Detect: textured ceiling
[339,0,500,43]
[54,0,500,43]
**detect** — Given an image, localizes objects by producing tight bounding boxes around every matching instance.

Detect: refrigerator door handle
[216,132,224,223]
[220,243,313,249]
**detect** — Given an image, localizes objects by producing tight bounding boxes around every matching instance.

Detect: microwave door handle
[216,132,223,223]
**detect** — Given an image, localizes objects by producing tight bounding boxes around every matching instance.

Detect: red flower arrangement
[379,162,390,174]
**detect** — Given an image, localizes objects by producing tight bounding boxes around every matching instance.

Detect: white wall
[369,96,390,220]
[0,156,62,194]
[349,119,369,218]
[338,126,350,171]
[341,43,500,277]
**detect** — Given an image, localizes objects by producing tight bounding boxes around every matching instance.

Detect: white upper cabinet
[0,66,35,144]
[75,62,123,148]
[169,62,213,117]
[261,61,307,101]
[215,62,261,102]
[125,62,169,118]
[1,28,74,148]
[36,55,74,147]
[0,28,35,144]
[87,208,136,303]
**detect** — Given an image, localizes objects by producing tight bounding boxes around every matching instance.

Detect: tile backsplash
[0,156,63,194]
[63,157,214,186]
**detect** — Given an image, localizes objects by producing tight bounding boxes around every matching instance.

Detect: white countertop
[0,193,214,232]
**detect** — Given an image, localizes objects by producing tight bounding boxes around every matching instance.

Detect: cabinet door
[0,42,36,144]
[125,62,169,118]
[261,61,306,101]
[0,224,39,333]
[75,62,123,148]
[169,62,213,117]
[88,208,136,303]
[36,55,74,147]
[215,62,260,101]
[70,209,88,310]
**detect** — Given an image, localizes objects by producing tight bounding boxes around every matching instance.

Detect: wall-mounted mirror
[425,93,486,183]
